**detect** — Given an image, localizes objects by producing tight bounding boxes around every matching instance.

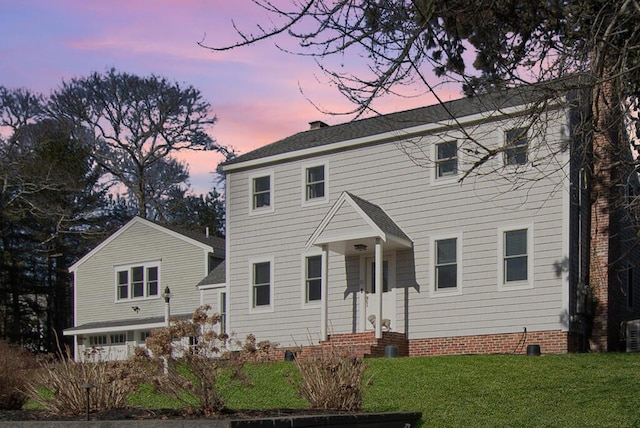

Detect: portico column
[375,238,383,339]
[320,244,329,341]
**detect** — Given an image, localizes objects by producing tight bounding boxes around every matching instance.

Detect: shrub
[0,341,38,410]
[144,305,252,416]
[24,346,145,415]
[241,333,280,362]
[293,346,369,411]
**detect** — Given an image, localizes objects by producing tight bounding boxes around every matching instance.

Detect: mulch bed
[0,408,349,421]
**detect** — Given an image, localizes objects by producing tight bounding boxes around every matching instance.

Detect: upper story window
[504,128,528,166]
[436,141,458,179]
[253,175,271,209]
[435,238,458,290]
[302,163,328,205]
[116,262,160,301]
[305,255,322,303]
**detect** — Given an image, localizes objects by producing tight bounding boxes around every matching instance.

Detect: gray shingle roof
[222,78,584,168]
[347,192,411,243]
[197,261,226,286]
[64,313,193,332]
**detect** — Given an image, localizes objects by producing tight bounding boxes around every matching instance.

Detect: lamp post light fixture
[162,286,171,327]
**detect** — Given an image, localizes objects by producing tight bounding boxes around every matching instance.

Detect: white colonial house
[63,217,225,361]
[219,78,640,356]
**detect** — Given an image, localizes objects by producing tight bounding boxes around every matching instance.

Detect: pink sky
[0,0,459,194]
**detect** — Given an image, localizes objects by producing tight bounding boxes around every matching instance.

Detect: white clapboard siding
[226,105,570,347]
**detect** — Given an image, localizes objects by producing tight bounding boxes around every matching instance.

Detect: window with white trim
[219,291,227,334]
[110,333,126,345]
[436,141,458,179]
[435,238,457,290]
[252,175,272,210]
[115,262,160,301]
[305,165,325,201]
[89,335,107,346]
[252,261,271,308]
[503,229,528,282]
[504,128,528,166]
[140,331,152,342]
[305,255,322,303]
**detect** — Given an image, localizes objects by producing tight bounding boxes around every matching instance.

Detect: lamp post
[161,286,172,375]
[162,286,171,327]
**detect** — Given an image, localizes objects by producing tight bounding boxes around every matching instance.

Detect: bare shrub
[144,305,254,416]
[0,341,38,410]
[24,347,145,415]
[241,333,280,362]
[293,346,369,411]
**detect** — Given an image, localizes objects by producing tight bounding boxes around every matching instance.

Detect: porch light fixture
[354,244,368,252]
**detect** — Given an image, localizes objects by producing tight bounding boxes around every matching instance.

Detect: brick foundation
[407,330,570,356]
[261,330,571,361]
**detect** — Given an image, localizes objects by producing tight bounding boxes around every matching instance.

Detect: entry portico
[305,192,413,340]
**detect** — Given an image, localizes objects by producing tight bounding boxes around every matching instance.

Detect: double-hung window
[252,175,272,210]
[252,261,272,308]
[115,262,160,301]
[498,226,533,289]
[303,164,327,204]
[435,238,458,290]
[305,255,322,303]
[504,128,528,166]
[436,141,458,179]
[504,229,528,282]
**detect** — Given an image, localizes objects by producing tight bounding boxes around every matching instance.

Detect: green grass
[128,353,640,427]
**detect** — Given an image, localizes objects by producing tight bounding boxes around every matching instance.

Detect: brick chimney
[309,121,329,130]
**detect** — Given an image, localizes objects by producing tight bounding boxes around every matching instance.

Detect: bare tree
[48,68,229,219]
[203,0,639,170]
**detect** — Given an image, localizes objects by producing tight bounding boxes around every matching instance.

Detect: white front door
[364,258,396,331]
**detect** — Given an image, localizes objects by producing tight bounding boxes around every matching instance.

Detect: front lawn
[128,353,640,427]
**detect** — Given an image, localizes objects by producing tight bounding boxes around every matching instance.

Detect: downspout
[375,238,383,339]
[320,244,329,341]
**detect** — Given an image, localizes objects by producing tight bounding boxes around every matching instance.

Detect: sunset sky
[0,0,458,194]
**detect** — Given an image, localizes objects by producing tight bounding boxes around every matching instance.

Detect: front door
[364,258,395,331]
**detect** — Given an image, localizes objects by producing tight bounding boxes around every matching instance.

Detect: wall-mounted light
[354,244,368,252]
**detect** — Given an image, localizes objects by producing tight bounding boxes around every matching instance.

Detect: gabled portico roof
[305,192,412,255]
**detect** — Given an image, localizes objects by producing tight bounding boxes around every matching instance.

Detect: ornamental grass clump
[25,346,144,415]
[293,345,369,411]
[144,305,253,416]
[0,340,38,410]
